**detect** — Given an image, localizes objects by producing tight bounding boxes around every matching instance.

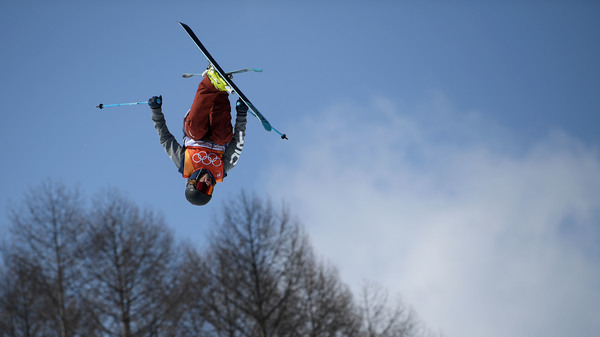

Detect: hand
[148,95,162,109]
[236,98,248,113]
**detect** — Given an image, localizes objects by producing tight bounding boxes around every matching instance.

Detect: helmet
[185,169,216,206]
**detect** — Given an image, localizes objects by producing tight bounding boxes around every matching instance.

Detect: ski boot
[202,65,232,93]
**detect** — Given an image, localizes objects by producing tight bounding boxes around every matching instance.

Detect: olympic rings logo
[192,151,222,167]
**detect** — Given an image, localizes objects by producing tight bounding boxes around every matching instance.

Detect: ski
[228,67,263,75]
[177,22,287,140]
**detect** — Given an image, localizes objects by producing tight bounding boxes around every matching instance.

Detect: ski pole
[96,101,149,109]
[182,68,263,78]
[271,126,288,140]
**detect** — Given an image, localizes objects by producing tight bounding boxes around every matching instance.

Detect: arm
[222,100,248,174]
[149,96,185,170]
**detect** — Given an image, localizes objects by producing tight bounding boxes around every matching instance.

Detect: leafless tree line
[0,182,433,337]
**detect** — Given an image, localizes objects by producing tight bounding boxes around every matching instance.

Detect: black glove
[236,98,248,114]
[148,95,162,109]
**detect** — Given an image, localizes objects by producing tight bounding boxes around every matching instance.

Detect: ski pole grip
[96,104,104,109]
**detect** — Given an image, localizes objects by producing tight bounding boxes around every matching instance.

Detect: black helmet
[185,169,215,206]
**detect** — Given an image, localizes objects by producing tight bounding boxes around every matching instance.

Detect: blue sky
[1,1,599,336]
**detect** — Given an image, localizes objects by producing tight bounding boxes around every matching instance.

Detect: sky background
[1,1,599,336]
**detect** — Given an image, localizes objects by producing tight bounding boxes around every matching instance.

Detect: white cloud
[266,95,600,337]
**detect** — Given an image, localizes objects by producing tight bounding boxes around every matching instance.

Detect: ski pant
[184,75,233,145]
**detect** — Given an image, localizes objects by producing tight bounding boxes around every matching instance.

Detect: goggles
[196,180,214,196]
[190,169,216,196]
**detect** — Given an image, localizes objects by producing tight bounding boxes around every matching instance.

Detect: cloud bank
[266,94,600,337]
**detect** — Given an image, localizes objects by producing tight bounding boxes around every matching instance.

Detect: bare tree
[165,246,213,337]
[290,256,362,337]
[1,184,439,337]
[200,192,311,337]
[79,189,184,337]
[4,182,86,337]
[0,254,51,337]
[358,282,421,337]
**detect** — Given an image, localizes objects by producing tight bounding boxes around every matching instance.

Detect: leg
[184,76,214,140]
[184,76,233,145]
[208,91,233,145]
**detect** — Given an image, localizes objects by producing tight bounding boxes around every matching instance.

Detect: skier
[149,67,248,206]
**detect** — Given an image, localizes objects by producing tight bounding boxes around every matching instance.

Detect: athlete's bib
[182,140,225,182]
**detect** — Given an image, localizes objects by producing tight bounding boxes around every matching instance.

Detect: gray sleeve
[222,111,248,174]
[151,107,185,170]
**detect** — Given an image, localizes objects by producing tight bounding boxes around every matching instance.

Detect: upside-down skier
[149,67,248,206]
